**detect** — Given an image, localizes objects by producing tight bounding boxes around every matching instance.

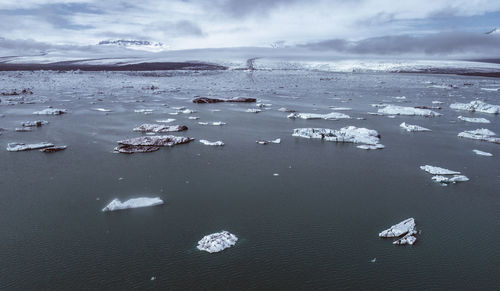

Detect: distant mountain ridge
[98,39,167,52]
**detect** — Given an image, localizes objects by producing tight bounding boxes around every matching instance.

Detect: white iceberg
[458,128,500,144]
[457,116,490,124]
[256,138,281,145]
[199,140,224,146]
[400,122,431,132]
[287,112,350,120]
[431,175,470,183]
[450,100,500,114]
[93,108,111,112]
[357,144,385,150]
[198,121,226,126]
[134,109,153,113]
[473,149,493,156]
[33,108,67,115]
[156,118,176,123]
[420,165,461,175]
[133,124,188,133]
[379,218,417,245]
[179,109,196,114]
[293,127,382,149]
[102,197,164,212]
[378,105,441,117]
[197,231,238,253]
[246,108,261,113]
[7,142,54,152]
[188,116,200,120]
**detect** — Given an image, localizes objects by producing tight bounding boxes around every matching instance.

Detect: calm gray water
[1,69,499,290]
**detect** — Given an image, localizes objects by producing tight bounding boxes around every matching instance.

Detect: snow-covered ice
[378,105,441,117]
[7,142,54,151]
[199,140,224,146]
[473,149,493,156]
[400,122,431,132]
[197,231,238,253]
[287,112,350,120]
[450,100,500,114]
[102,197,164,212]
[431,175,470,183]
[457,116,490,124]
[420,165,461,175]
[293,126,384,149]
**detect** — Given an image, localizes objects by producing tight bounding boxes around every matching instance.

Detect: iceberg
[473,149,493,157]
[256,138,281,145]
[199,140,224,146]
[197,231,238,253]
[7,142,54,152]
[33,108,67,115]
[93,108,111,112]
[400,122,431,132]
[420,165,461,175]
[457,116,490,124]
[458,129,500,144]
[379,218,417,245]
[133,124,188,133]
[102,197,164,212]
[450,100,500,114]
[287,112,350,120]
[15,127,32,132]
[431,175,470,183]
[115,135,194,153]
[378,105,441,117]
[293,127,382,149]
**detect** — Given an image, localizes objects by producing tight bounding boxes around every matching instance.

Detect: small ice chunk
[197,231,238,253]
[156,118,176,123]
[480,88,500,92]
[287,112,350,120]
[33,108,67,115]
[357,144,385,150]
[198,122,209,125]
[212,121,226,126]
[329,106,352,111]
[256,138,281,145]
[458,129,500,144]
[371,258,377,263]
[199,140,224,146]
[246,108,261,113]
[400,122,431,132]
[15,127,32,132]
[134,109,154,113]
[102,197,164,212]
[431,175,469,183]
[420,165,461,175]
[93,108,111,112]
[256,103,272,107]
[393,96,406,100]
[22,120,48,127]
[432,101,444,104]
[133,124,188,133]
[393,232,417,245]
[473,149,493,156]
[7,142,54,151]
[188,116,200,120]
[450,100,500,114]
[379,218,416,238]
[457,116,490,124]
[179,109,196,114]
[378,105,441,117]
[278,107,295,112]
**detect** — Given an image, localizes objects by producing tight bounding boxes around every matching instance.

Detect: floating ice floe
[115,135,194,153]
[192,97,256,103]
[133,124,188,133]
[432,101,444,105]
[22,120,48,127]
[393,96,407,100]
[378,105,441,117]
[93,108,111,112]
[188,116,200,120]
[457,116,490,124]
[246,108,261,113]
[329,106,352,111]
[287,112,350,120]
[256,138,281,145]
[357,144,385,150]
[431,175,470,183]
[278,107,296,112]
[450,100,500,114]
[480,88,500,92]
[134,109,153,113]
[293,126,384,149]
[199,140,224,146]
[458,128,500,144]
[15,127,32,132]
[256,103,272,108]
[102,197,164,212]
[40,146,67,153]
[179,109,196,114]
[198,121,226,126]
[33,108,67,115]
[420,165,461,175]
[473,149,493,157]
[197,231,238,253]
[400,122,431,132]
[379,218,417,245]
[156,118,176,123]
[7,142,54,151]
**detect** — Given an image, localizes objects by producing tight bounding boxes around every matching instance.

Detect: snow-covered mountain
[98,40,168,52]
[485,28,499,35]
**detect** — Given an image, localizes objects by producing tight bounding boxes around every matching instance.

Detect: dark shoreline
[0,62,227,71]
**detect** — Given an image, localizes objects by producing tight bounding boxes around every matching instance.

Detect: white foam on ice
[197,231,238,253]
[102,197,164,212]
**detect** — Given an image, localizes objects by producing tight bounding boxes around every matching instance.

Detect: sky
[0,0,499,56]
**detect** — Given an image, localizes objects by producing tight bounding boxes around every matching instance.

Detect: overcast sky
[0,0,499,52]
